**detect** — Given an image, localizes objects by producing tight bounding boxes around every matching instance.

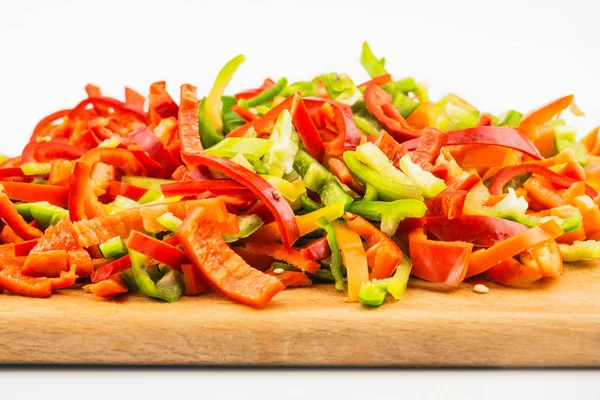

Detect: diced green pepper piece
[319,176,354,211]
[205,137,273,161]
[221,95,246,135]
[99,236,128,259]
[559,240,600,262]
[299,194,323,212]
[355,142,413,186]
[230,153,256,172]
[130,250,184,303]
[358,280,389,307]
[110,195,141,211]
[360,41,387,78]
[157,212,183,232]
[353,115,381,136]
[343,151,422,201]
[347,200,427,236]
[386,257,412,300]
[137,190,162,204]
[363,183,378,202]
[121,176,174,193]
[20,162,51,176]
[15,201,67,229]
[392,92,419,118]
[555,140,588,166]
[321,73,361,106]
[283,81,317,97]
[493,110,523,127]
[316,217,344,291]
[391,78,418,93]
[222,214,264,243]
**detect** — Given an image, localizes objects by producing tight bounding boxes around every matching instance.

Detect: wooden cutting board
[1,262,599,367]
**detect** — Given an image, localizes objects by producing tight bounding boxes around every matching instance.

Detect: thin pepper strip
[363,84,420,142]
[304,97,361,149]
[0,193,43,240]
[161,180,251,197]
[0,182,69,208]
[245,242,320,273]
[68,161,91,222]
[69,96,146,121]
[179,84,203,155]
[181,152,299,246]
[29,109,71,142]
[129,126,181,175]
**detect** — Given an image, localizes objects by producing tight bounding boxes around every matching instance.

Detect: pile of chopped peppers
[0,42,599,308]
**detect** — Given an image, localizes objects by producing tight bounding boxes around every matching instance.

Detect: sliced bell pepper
[363,183,378,202]
[235,78,275,100]
[343,151,422,201]
[161,180,251,198]
[360,41,388,78]
[221,214,264,243]
[523,176,564,209]
[486,257,544,287]
[180,263,211,295]
[129,126,181,175]
[321,73,361,106]
[425,215,528,247]
[315,218,344,291]
[559,240,600,262]
[89,275,129,298]
[0,193,43,240]
[29,109,71,142]
[230,104,258,122]
[206,137,273,161]
[81,148,147,176]
[129,249,184,303]
[304,97,361,149]
[178,84,203,154]
[261,110,299,178]
[357,74,392,88]
[363,84,419,142]
[245,242,320,273]
[529,239,563,277]
[328,157,365,194]
[293,98,325,161]
[180,152,299,246]
[409,228,472,287]
[69,96,146,122]
[33,141,85,162]
[0,182,69,208]
[0,265,52,297]
[299,237,331,261]
[355,141,413,186]
[345,214,404,280]
[572,195,600,238]
[371,131,407,168]
[399,154,447,198]
[68,161,91,222]
[106,181,149,201]
[330,219,369,301]
[266,267,312,288]
[299,194,323,212]
[177,207,284,307]
[99,236,127,259]
[518,95,574,140]
[91,255,132,283]
[466,219,563,278]
[148,81,179,122]
[347,199,427,237]
[48,159,74,187]
[14,239,39,257]
[240,77,288,108]
[410,128,448,169]
[126,230,189,270]
[424,190,466,219]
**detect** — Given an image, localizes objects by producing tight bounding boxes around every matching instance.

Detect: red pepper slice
[29,109,71,142]
[410,128,448,169]
[234,78,275,101]
[231,104,259,122]
[299,237,331,261]
[0,167,25,179]
[363,84,420,142]
[425,215,529,248]
[149,81,179,120]
[357,74,393,88]
[129,126,181,175]
[91,255,132,283]
[181,152,299,246]
[89,276,129,298]
[370,131,407,168]
[446,173,480,192]
[408,228,473,287]
[161,180,252,197]
[304,97,361,149]
[69,161,92,222]
[34,140,86,162]
[14,239,39,257]
[22,250,69,277]
[80,147,147,176]
[69,96,146,121]
[181,263,211,295]
[0,182,69,208]
[177,207,285,307]
[0,193,43,240]
[125,87,146,112]
[266,268,313,287]
[0,265,52,297]
[424,190,466,219]
[293,98,325,161]
[488,163,597,198]
[48,160,75,187]
[245,242,320,273]
[179,84,203,155]
[126,230,189,270]
[106,181,149,201]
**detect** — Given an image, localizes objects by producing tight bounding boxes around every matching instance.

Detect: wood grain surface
[0,263,599,367]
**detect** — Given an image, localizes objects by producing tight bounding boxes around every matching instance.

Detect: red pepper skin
[293,98,326,161]
[304,97,361,149]
[424,190,466,219]
[179,84,203,155]
[69,96,146,122]
[181,263,211,295]
[231,105,259,122]
[0,194,43,240]
[488,164,597,198]
[126,231,189,270]
[300,237,331,261]
[29,109,71,142]
[80,148,147,176]
[0,167,25,179]
[0,265,52,297]
[363,84,420,142]
[409,228,472,287]
[149,81,179,120]
[234,78,275,101]
[446,173,480,191]
[106,181,148,201]
[161,180,252,198]
[69,161,91,222]
[403,127,543,160]
[14,239,39,257]
[34,140,86,162]
[0,182,69,208]
[125,87,146,112]
[266,268,313,287]
[177,207,285,308]
[371,131,407,168]
[410,128,448,169]
[181,152,300,247]
[129,126,181,175]
[357,74,393,88]
[91,255,131,283]
[245,242,321,273]
[425,215,528,248]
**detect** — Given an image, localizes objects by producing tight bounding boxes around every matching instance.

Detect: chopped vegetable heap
[0,42,599,308]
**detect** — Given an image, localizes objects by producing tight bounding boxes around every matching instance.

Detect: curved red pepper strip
[126,230,189,270]
[179,84,203,155]
[425,215,529,248]
[106,181,148,201]
[0,167,25,179]
[69,161,91,222]
[0,193,43,240]
[181,152,300,247]
[149,81,179,120]
[299,237,331,261]
[34,141,86,162]
[410,128,448,169]
[303,97,361,149]
[424,190,467,219]
[234,78,275,101]
[488,163,598,198]
[69,96,146,121]
[14,239,39,257]
[161,180,252,198]
[0,182,69,208]
[29,109,71,142]
[357,74,393,88]
[230,104,259,122]
[80,148,147,176]
[91,255,131,283]
[129,126,181,175]
[293,98,325,161]
[363,84,420,142]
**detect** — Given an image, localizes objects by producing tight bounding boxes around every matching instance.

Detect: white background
[1,0,599,398]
